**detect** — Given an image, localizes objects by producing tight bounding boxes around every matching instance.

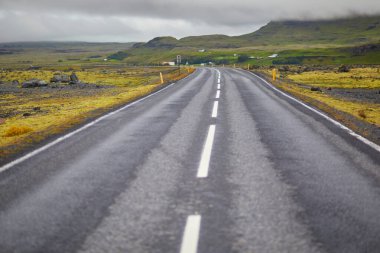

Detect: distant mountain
[132,35,241,49]
[114,15,380,66]
[239,15,380,46]
[135,15,380,49]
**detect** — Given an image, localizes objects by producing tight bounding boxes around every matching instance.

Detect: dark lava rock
[303,67,311,72]
[351,43,379,56]
[279,66,290,72]
[23,113,31,117]
[12,80,19,85]
[51,75,61,83]
[33,107,41,111]
[367,24,377,30]
[22,79,48,88]
[70,72,79,84]
[27,66,41,70]
[311,87,322,92]
[51,74,70,83]
[338,65,350,73]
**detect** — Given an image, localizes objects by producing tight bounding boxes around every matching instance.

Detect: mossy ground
[288,68,380,89]
[0,67,194,161]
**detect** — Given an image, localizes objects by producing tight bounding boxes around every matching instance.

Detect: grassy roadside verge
[0,67,195,164]
[251,68,380,145]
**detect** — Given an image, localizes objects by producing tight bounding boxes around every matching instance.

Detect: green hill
[179,35,242,48]
[132,35,240,49]
[133,15,380,49]
[239,15,380,46]
[114,15,380,65]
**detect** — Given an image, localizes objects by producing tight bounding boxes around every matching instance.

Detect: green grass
[112,43,380,66]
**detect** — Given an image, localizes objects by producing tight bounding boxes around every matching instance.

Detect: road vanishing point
[0,68,379,253]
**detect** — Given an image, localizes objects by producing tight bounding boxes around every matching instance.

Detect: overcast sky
[0,0,379,43]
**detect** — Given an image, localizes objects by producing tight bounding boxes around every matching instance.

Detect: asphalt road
[0,68,379,253]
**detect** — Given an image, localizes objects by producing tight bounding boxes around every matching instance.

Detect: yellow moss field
[0,67,181,87]
[0,67,195,160]
[275,82,380,126]
[256,68,380,137]
[288,68,380,89]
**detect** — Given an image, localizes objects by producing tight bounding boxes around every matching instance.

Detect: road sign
[177,55,181,65]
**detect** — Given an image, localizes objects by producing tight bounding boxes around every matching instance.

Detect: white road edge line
[0,81,182,174]
[197,125,216,178]
[246,70,380,153]
[180,215,201,253]
[212,101,219,118]
[216,90,220,99]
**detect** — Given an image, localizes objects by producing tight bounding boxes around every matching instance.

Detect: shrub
[237,55,249,62]
[4,126,33,137]
[108,51,129,61]
[273,57,303,65]
[358,110,367,119]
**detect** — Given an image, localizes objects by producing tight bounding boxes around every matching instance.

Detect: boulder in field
[311,87,322,92]
[70,72,79,84]
[51,74,70,83]
[61,75,70,83]
[279,66,290,72]
[12,80,19,85]
[22,79,48,88]
[338,65,350,73]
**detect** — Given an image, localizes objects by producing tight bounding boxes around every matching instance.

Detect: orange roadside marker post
[272,68,276,81]
[160,72,164,84]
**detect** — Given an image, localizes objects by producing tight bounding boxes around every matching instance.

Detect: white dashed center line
[211,101,219,118]
[181,70,220,253]
[180,215,202,253]
[197,125,216,178]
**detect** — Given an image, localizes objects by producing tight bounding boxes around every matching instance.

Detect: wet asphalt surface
[0,68,379,253]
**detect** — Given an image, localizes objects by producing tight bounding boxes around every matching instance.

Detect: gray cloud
[0,0,379,42]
